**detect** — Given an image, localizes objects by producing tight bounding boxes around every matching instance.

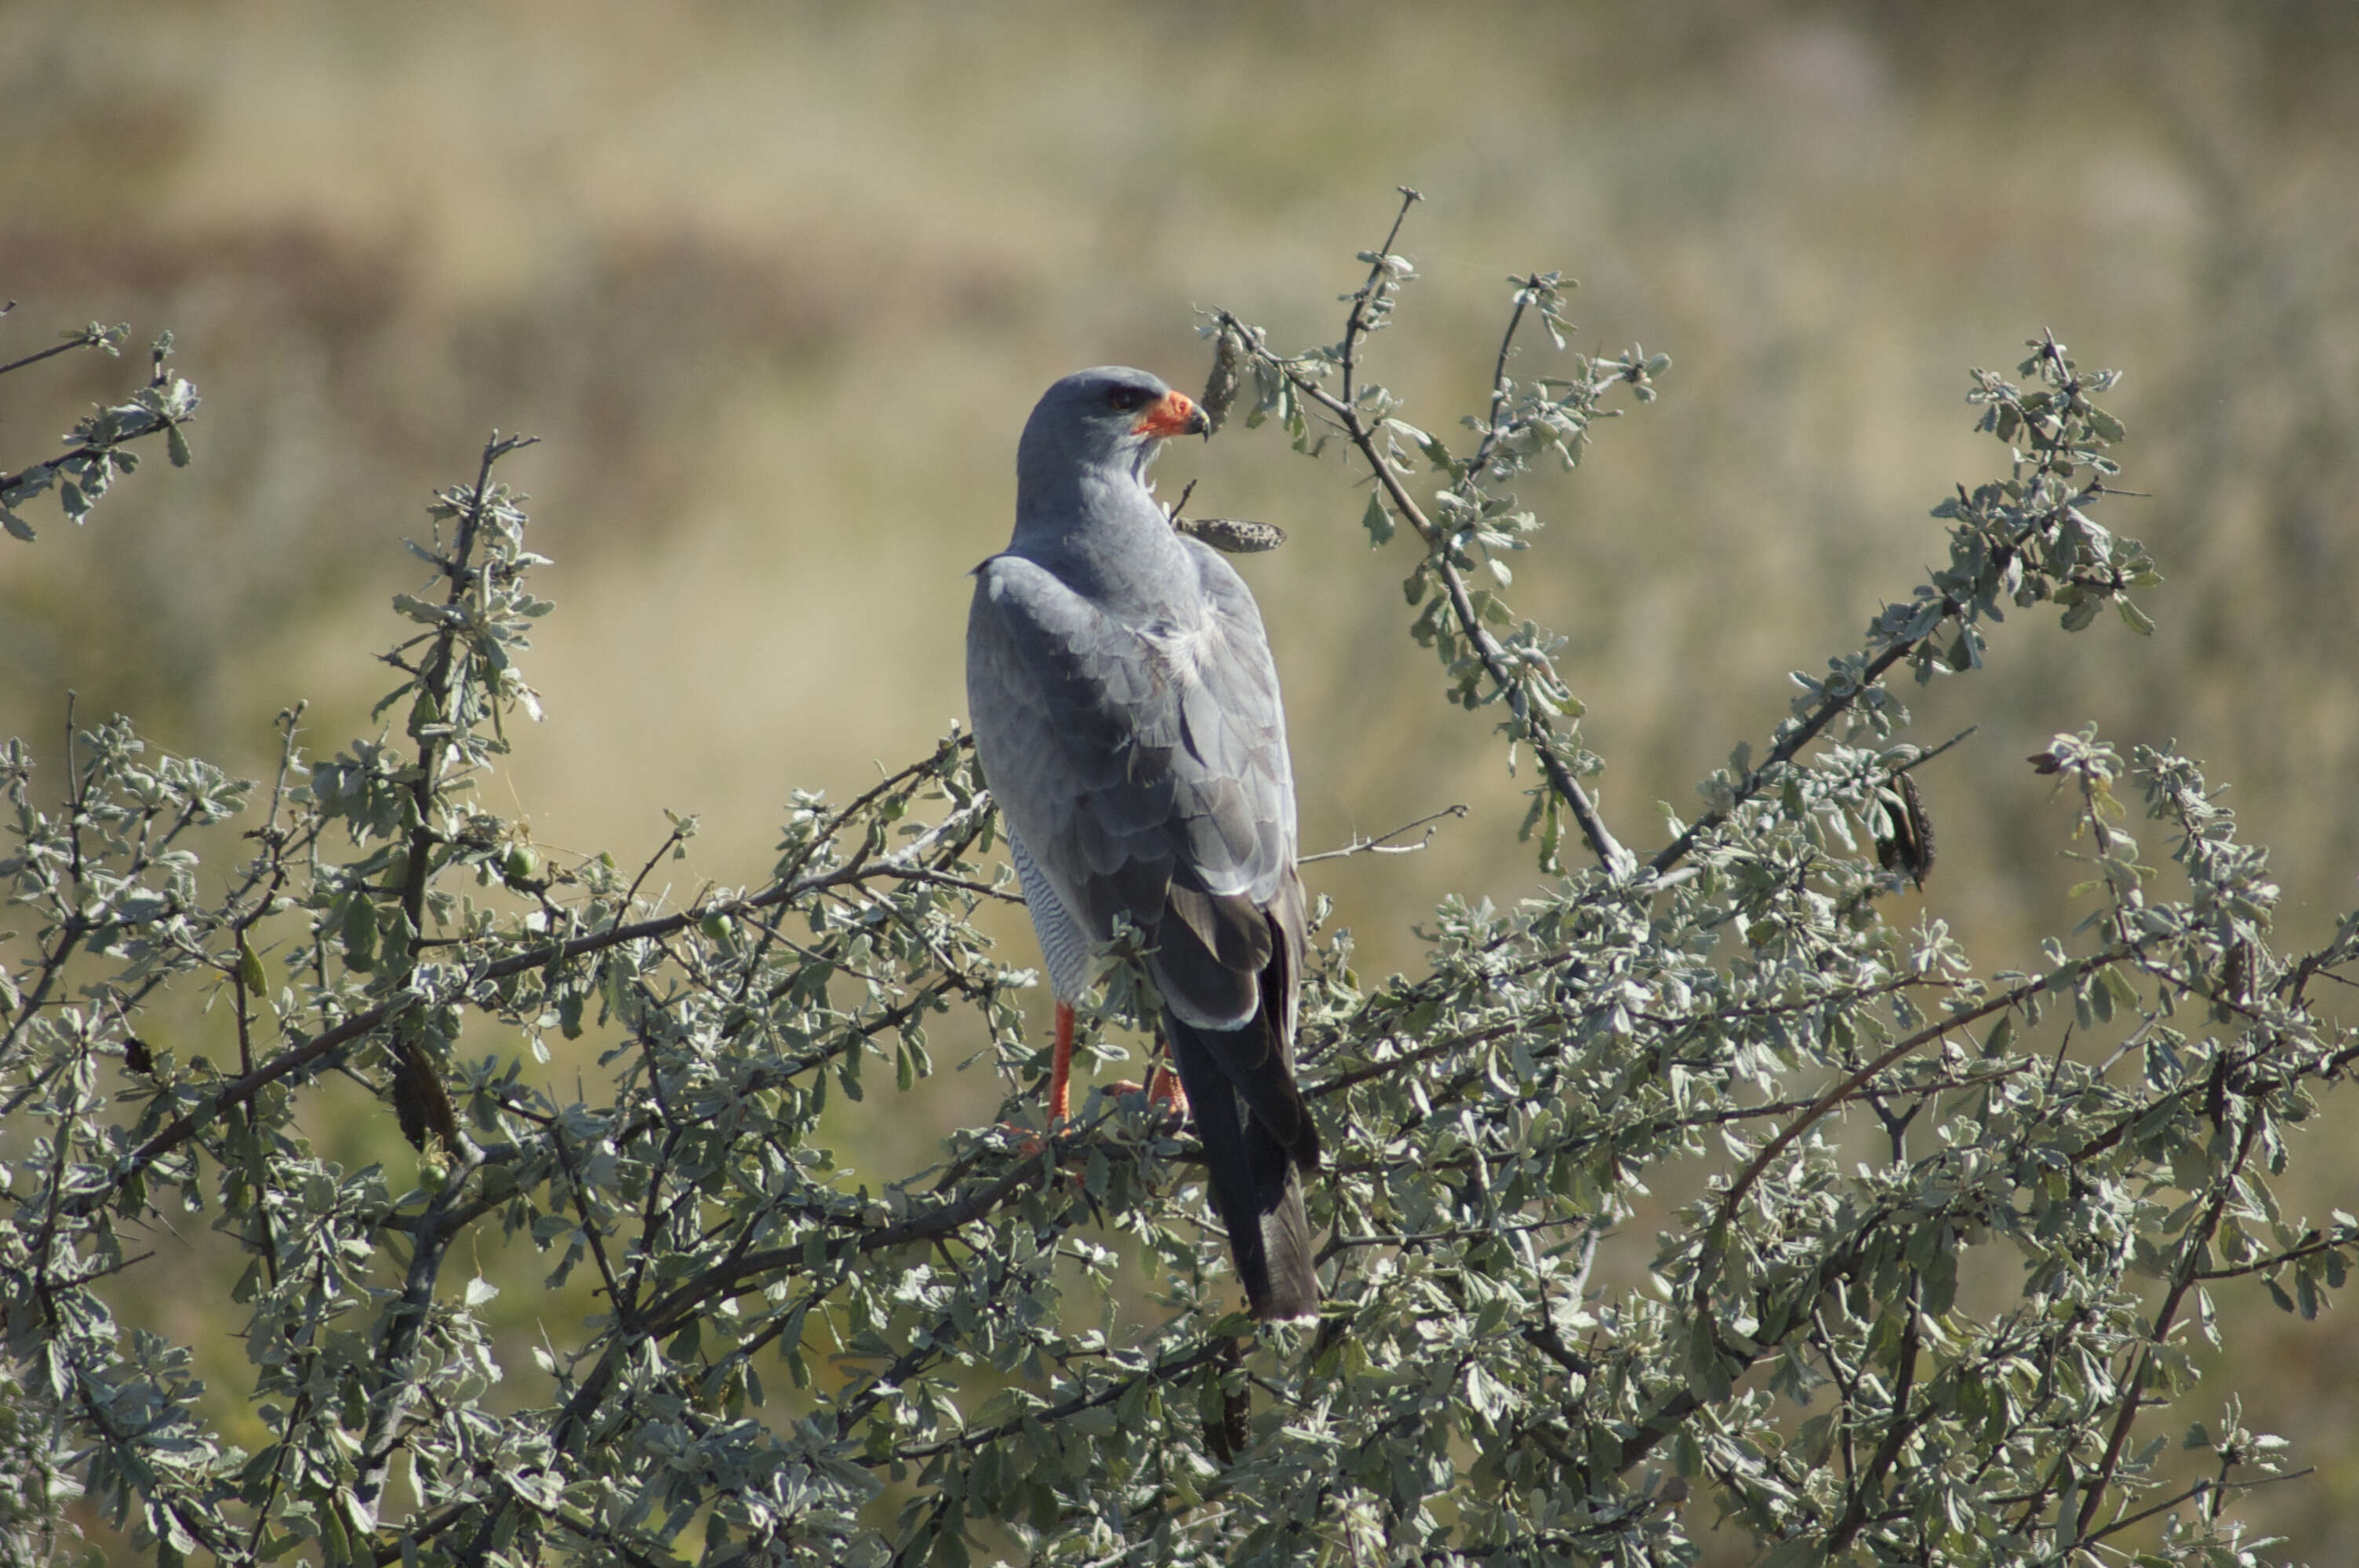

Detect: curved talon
[993,1121,1088,1188]
[997,1122,1051,1159]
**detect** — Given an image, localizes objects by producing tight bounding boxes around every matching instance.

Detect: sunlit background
[6,0,2357,1552]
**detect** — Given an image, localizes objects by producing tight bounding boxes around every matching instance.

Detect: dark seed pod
[1896,773,1936,886]
[391,1040,462,1152]
[1201,326,1245,435]
[1873,771,1937,888]
[2222,936,2255,1003]
[1200,1334,1250,1464]
[1177,516,1286,554]
[122,1036,155,1074]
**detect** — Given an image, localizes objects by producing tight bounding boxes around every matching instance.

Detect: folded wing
[966,540,1321,1318]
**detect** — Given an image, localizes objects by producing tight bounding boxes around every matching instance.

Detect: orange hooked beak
[1133,390,1211,440]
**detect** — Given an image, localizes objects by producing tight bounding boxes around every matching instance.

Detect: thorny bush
[5,201,2357,1566]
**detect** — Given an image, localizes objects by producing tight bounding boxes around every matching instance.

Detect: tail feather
[1169,1011,1318,1320]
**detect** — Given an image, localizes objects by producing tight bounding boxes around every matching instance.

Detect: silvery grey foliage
[5,198,2357,1567]
[0,319,198,543]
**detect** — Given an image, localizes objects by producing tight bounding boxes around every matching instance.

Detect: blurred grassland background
[6,0,2359,1550]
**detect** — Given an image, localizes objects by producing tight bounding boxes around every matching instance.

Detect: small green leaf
[340,896,378,971]
[238,938,267,996]
[1755,1534,1829,1568]
[1361,490,1394,546]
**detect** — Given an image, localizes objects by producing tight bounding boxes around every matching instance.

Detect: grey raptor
[965,365,1321,1321]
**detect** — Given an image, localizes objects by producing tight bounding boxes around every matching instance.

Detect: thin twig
[0,335,106,380]
[1299,804,1467,864]
[1215,287,1633,877]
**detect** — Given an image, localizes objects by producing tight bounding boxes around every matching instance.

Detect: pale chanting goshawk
[965,366,1320,1321]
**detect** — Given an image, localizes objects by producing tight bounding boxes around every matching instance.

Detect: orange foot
[1109,1045,1190,1131]
[1148,1061,1190,1118]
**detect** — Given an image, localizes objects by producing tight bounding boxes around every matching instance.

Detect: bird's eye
[1106,387,1150,412]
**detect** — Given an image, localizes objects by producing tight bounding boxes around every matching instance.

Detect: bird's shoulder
[970,550,1097,636]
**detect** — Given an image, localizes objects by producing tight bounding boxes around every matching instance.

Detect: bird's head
[1018,366,1209,485]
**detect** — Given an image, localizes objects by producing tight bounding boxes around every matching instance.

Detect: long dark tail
[1166,1009,1319,1320]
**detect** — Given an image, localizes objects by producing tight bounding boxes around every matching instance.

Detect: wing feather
[965,542,1292,1027]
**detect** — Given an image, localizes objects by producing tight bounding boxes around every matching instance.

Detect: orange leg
[1041,1007,1181,1133]
[1048,1001,1075,1124]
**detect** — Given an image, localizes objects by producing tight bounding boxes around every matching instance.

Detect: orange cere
[1133,390,1205,439]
